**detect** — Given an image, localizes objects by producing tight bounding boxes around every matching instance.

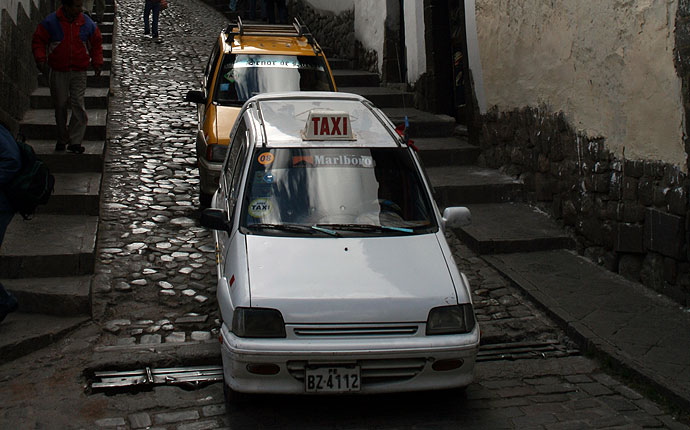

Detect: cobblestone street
[92,0,227,346]
[0,0,689,428]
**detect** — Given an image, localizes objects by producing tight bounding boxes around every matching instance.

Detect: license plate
[305,366,360,393]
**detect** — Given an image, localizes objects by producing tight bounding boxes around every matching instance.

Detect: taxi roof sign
[302,110,355,141]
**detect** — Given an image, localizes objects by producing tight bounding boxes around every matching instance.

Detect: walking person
[144,0,163,43]
[0,122,21,324]
[32,0,103,154]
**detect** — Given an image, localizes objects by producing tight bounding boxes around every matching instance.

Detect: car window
[213,54,333,105]
[205,43,222,97]
[223,117,249,214]
[239,147,437,236]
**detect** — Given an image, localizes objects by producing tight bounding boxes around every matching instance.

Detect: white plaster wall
[0,0,39,32]
[354,0,386,74]
[403,0,425,82]
[476,0,685,168]
[301,0,353,14]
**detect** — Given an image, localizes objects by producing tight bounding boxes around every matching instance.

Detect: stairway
[330,60,575,255]
[0,3,115,364]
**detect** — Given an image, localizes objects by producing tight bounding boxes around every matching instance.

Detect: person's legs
[152,3,160,39]
[67,71,88,152]
[50,70,71,150]
[144,1,152,34]
[82,0,94,16]
[0,211,17,324]
[94,0,105,22]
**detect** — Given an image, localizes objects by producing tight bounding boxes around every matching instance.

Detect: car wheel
[223,382,250,409]
[199,191,213,208]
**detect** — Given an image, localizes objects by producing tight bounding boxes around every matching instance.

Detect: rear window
[213,54,333,105]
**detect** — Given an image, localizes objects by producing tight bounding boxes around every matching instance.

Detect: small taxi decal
[229,275,235,287]
[248,198,273,217]
[258,153,274,165]
[302,110,355,141]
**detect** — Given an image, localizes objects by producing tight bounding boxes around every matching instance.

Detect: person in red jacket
[31,0,103,154]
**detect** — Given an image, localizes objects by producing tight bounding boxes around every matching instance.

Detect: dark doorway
[426,0,472,124]
[449,0,472,124]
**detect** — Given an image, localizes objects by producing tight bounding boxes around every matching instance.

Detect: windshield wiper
[315,223,414,234]
[246,223,339,236]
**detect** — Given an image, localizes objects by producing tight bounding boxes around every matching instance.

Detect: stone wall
[478,108,690,306]
[287,0,378,75]
[0,1,49,132]
[287,0,355,63]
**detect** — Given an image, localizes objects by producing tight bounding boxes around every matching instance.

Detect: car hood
[246,234,458,323]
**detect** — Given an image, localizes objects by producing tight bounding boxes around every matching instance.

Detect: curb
[483,254,690,414]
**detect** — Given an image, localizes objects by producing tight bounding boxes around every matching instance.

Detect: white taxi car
[201,92,479,399]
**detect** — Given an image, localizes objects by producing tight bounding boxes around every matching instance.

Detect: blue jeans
[144,0,161,37]
[0,210,17,320]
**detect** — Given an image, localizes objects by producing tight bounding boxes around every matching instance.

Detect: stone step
[0,312,89,365]
[38,70,111,88]
[415,136,480,167]
[427,165,524,207]
[454,203,575,254]
[332,69,379,87]
[340,86,414,109]
[31,87,109,109]
[1,276,91,316]
[328,58,354,70]
[0,214,98,278]
[30,139,105,173]
[382,107,456,138]
[98,22,113,33]
[102,43,112,58]
[46,172,102,216]
[19,109,107,141]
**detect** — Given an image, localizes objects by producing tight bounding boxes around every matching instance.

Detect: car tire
[223,382,250,409]
[200,191,213,208]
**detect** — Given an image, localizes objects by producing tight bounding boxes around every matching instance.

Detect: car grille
[287,358,427,386]
[291,324,419,337]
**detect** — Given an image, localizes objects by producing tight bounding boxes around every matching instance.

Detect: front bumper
[220,323,480,395]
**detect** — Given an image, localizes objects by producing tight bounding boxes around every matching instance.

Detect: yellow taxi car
[186,18,337,207]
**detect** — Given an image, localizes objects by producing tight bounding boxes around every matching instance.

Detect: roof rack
[224,17,320,54]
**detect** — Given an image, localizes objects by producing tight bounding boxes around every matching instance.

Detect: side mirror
[185,90,206,104]
[442,207,471,230]
[201,208,231,232]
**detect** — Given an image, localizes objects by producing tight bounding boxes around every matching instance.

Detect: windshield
[213,54,333,105]
[239,148,437,236]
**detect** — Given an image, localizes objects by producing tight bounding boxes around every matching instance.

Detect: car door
[196,42,222,154]
[216,115,250,271]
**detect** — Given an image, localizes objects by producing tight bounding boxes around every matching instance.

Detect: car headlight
[206,144,228,162]
[426,304,476,335]
[232,307,286,338]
